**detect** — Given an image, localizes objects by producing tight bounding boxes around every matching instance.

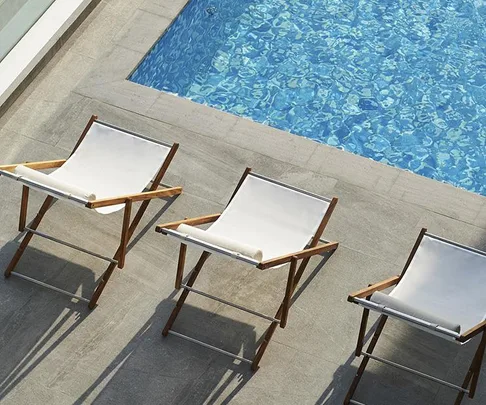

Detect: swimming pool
[130,0,486,196]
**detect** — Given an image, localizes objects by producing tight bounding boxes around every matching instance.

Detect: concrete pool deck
[0,0,486,404]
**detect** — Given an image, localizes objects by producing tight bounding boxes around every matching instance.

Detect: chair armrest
[0,159,66,172]
[86,187,182,208]
[458,321,486,343]
[155,213,221,232]
[257,241,339,270]
[348,275,401,301]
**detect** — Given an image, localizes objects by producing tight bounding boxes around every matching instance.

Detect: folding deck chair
[0,115,181,309]
[345,228,486,405]
[155,168,339,370]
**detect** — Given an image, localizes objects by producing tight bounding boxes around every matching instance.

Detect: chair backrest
[207,173,332,261]
[391,234,486,333]
[50,120,172,202]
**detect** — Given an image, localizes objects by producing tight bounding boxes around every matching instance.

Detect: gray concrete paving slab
[1,1,486,404]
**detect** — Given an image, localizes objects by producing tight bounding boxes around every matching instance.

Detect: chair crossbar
[25,227,118,264]
[425,232,486,257]
[349,400,366,405]
[10,271,90,303]
[164,229,260,266]
[354,297,460,339]
[168,330,253,364]
[181,284,280,323]
[0,170,88,205]
[95,119,173,148]
[248,172,333,203]
[364,353,469,393]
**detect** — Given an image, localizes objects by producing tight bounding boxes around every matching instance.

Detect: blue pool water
[130,0,486,195]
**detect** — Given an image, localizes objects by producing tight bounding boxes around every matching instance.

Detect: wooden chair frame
[0,115,182,309]
[155,168,339,370]
[345,228,486,405]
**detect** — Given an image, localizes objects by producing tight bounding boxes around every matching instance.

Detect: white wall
[0,0,93,109]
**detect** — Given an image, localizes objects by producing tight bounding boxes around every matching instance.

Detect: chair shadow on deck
[0,243,95,401]
[317,323,486,405]
[0,195,177,402]
[72,294,257,404]
[316,316,486,404]
[73,251,336,404]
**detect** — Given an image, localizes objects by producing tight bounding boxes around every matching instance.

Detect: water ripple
[131,0,486,196]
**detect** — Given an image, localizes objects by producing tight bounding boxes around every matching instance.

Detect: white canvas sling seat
[370,292,461,333]
[161,172,335,264]
[345,228,486,405]
[1,119,177,213]
[155,168,339,370]
[0,115,182,309]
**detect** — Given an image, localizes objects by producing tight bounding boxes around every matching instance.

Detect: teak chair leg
[454,331,486,405]
[355,294,372,356]
[88,197,169,309]
[251,255,319,371]
[5,195,54,278]
[355,307,370,357]
[175,243,187,289]
[455,371,473,405]
[249,197,338,370]
[344,315,388,405]
[19,186,29,232]
[88,142,179,307]
[89,262,117,309]
[280,257,297,328]
[162,251,211,337]
[251,317,279,371]
[469,331,486,398]
[118,199,132,269]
